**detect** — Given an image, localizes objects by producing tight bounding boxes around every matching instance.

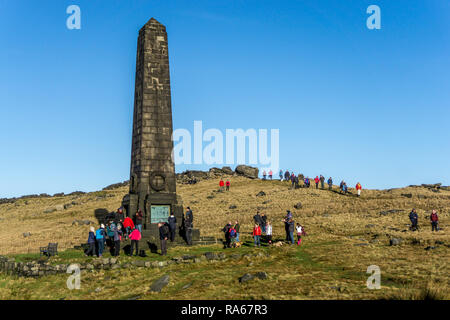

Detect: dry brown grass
[0,176,448,299]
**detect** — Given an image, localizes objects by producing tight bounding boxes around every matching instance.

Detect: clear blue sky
[0,0,449,198]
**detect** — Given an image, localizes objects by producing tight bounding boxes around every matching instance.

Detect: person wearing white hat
[95,224,107,257]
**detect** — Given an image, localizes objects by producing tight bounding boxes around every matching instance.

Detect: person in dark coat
[85,226,96,256]
[320,175,325,189]
[409,209,419,231]
[253,211,264,226]
[168,212,177,242]
[260,213,267,233]
[113,225,123,256]
[430,210,439,232]
[327,177,333,190]
[158,222,169,256]
[222,222,232,248]
[288,219,295,244]
[134,209,143,233]
[184,207,193,245]
[282,210,293,241]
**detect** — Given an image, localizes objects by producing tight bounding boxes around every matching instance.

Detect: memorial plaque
[150,205,170,224]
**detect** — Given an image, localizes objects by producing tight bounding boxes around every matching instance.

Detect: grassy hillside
[0,176,448,299]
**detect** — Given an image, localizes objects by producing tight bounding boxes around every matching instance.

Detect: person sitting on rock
[409,209,419,231]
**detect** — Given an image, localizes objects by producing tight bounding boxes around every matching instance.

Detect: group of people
[86,206,195,257]
[221,210,306,248]
[219,179,231,191]
[85,208,143,257]
[409,209,440,232]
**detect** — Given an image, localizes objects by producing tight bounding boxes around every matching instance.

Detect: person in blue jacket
[409,209,419,231]
[95,224,107,257]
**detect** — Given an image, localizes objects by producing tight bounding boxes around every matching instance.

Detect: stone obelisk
[122,18,184,240]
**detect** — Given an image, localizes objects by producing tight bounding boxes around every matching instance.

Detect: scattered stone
[55,204,64,211]
[365,224,375,228]
[435,240,444,245]
[150,275,170,292]
[239,273,254,283]
[401,193,413,198]
[380,209,403,216]
[256,191,266,197]
[425,246,436,251]
[389,238,402,246]
[354,243,368,247]
[43,208,57,214]
[294,202,302,209]
[94,287,102,293]
[23,232,31,238]
[262,200,272,204]
[254,272,268,280]
[229,205,237,209]
[206,195,215,200]
[182,282,193,290]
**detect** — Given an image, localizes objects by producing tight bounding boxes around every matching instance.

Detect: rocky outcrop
[235,165,259,179]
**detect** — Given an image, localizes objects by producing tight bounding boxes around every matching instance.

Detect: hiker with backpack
[252,223,262,247]
[320,175,325,189]
[128,227,141,256]
[430,210,439,232]
[222,222,232,248]
[95,224,107,257]
[229,225,237,247]
[168,211,177,242]
[284,170,290,182]
[409,209,419,231]
[158,223,169,256]
[290,173,296,189]
[327,177,333,190]
[85,226,96,256]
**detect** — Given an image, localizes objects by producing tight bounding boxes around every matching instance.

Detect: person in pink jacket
[129,228,141,256]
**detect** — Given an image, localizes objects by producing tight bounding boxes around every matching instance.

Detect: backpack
[95,229,104,240]
[162,224,170,236]
[229,228,236,238]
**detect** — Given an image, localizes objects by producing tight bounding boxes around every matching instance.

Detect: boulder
[239,273,254,283]
[150,275,170,292]
[389,238,402,246]
[401,193,413,198]
[221,166,234,175]
[235,165,259,179]
[256,191,266,197]
[229,205,237,209]
[23,232,31,238]
[254,272,268,280]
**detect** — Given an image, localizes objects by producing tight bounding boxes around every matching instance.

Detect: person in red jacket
[430,210,439,232]
[356,182,362,197]
[314,176,320,189]
[219,179,225,191]
[268,170,273,180]
[252,223,262,247]
[225,180,230,191]
[123,216,135,238]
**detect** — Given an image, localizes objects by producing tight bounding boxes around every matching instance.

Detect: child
[296,223,303,246]
[266,221,273,245]
[252,223,262,247]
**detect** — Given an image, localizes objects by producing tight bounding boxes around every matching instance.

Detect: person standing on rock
[356,182,362,197]
[134,209,143,233]
[327,177,333,190]
[430,210,439,232]
[314,176,320,189]
[268,170,273,180]
[168,211,177,242]
[184,207,193,245]
[129,227,141,256]
[85,226,96,256]
[113,225,123,256]
[409,209,419,231]
[320,175,325,189]
[219,179,225,191]
[252,223,262,247]
[158,223,169,256]
[95,224,107,257]
[226,180,230,191]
